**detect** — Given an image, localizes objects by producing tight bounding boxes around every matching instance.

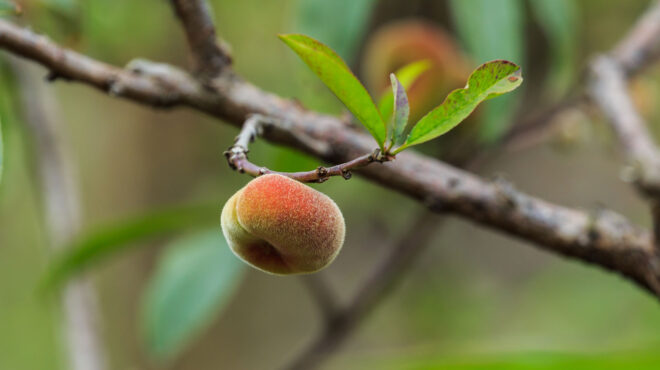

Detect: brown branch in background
[613,0,660,76]
[588,56,660,197]
[286,210,442,370]
[587,1,660,252]
[1,18,659,295]
[170,0,231,78]
[588,54,660,252]
[300,274,340,323]
[501,0,660,151]
[500,95,585,151]
[10,60,107,370]
[225,114,392,183]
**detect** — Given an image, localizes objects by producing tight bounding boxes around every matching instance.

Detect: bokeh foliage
[0,1,659,370]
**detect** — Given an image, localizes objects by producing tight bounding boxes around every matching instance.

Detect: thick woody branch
[224,114,391,183]
[1,20,659,295]
[170,0,231,78]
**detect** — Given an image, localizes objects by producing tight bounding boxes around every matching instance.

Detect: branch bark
[587,2,660,253]
[2,19,660,295]
[589,56,660,197]
[170,0,231,78]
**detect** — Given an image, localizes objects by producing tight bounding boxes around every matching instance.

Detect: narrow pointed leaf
[43,204,218,289]
[378,59,431,120]
[279,34,386,147]
[389,74,410,147]
[398,60,522,150]
[143,229,245,360]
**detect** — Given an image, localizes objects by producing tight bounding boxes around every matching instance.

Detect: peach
[221,174,345,275]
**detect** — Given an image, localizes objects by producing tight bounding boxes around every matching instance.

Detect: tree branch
[11,59,107,370]
[1,20,659,295]
[586,2,660,252]
[501,0,660,151]
[286,210,442,370]
[169,0,231,78]
[589,56,660,197]
[613,0,660,76]
[225,114,392,183]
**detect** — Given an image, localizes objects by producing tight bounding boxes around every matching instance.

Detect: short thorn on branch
[224,114,394,183]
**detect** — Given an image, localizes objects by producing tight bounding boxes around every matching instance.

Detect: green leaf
[279,33,386,147]
[142,229,245,361]
[377,59,431,121]
[529,0,578,96]
[396,60,522,151]
[43,204,218,289]
[388,74,410,148]
[449,0,524,142]
[295,0,377,62]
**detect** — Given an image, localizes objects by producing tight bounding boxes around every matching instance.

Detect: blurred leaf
[39,0,82,37]
[0,117,3,186]
[378,60,431,122]
[396,61,522,152]
[43,204,218,289]
[529,0,578,96]
[40,0,78,13]
[295,0,377,62]
[143,229,245,361]
[0,0,20,15]
[388,74,410,148]
[449,0,524,142]
[279,33,386,147]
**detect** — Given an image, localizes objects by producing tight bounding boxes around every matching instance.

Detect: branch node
[493,176,518,209]
[316,166,329,178]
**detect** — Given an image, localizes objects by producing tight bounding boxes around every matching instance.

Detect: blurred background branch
[288,210,442,370]
[3,0,660,369]
[10,59,106,370]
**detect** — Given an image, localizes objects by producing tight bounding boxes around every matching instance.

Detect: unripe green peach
[221,174,345,275]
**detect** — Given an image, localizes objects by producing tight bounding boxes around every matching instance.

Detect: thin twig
[224,114,392,183]
[170,0,231,78]
[11,60,107,370]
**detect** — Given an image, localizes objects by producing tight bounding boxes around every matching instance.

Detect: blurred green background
[2,0,660,369]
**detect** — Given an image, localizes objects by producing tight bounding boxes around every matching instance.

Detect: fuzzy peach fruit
[221,174,345,274]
